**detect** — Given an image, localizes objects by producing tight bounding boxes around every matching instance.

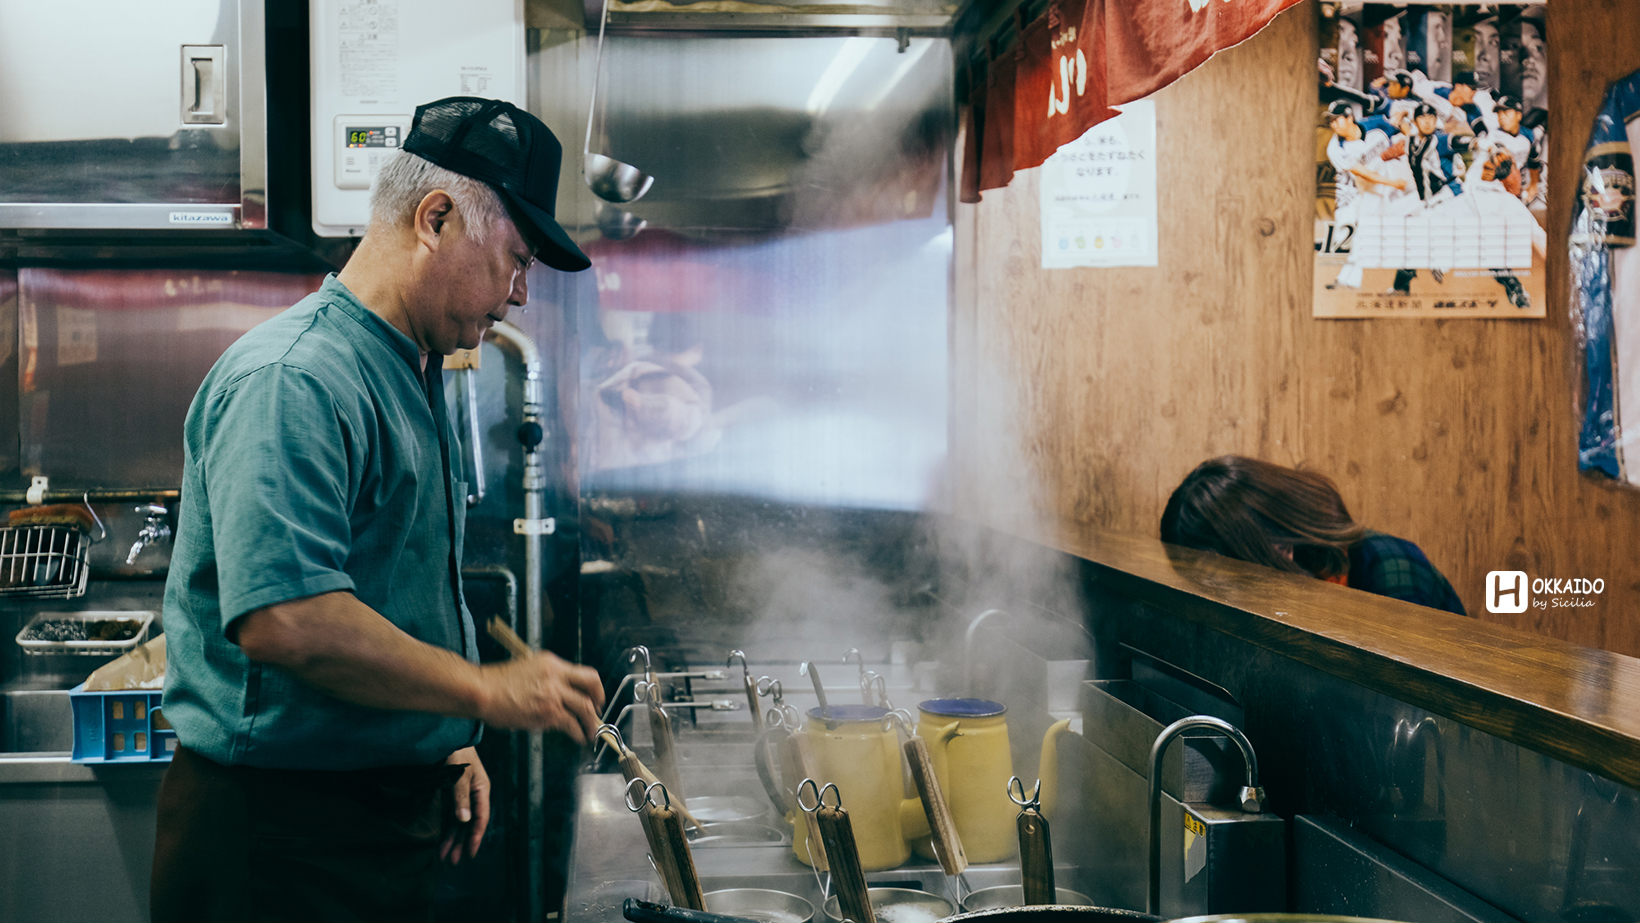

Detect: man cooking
[151,97,605,922]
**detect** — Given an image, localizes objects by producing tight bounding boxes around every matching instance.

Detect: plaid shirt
[1348,531,1468,616]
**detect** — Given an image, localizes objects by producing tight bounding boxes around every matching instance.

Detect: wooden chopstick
[494,616,706,829]
[486,616,533,660]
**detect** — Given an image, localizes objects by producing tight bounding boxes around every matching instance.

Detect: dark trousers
[152,746,462,923]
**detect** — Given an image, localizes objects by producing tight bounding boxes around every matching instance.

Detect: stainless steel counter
[0,752,165,923]
[564,771,1041,923]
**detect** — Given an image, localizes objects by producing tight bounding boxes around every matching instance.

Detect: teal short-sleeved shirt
[161,275,481,769]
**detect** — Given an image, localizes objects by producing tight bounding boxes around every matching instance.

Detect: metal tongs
[626,779,704,910]
[800,780,874,923]
[600,645,730,730]
[593,647,734,773]
[600,724,703,833]
[1009,776,1056,906]
[895,710,971,907]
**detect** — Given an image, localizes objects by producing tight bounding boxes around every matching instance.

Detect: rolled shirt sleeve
[201,363,358,632]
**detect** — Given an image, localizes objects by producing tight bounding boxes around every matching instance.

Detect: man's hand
[236,593,605,741]
[478,651,605,741]
[441,747,489,865]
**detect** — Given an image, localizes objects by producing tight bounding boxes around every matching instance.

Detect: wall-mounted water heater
[310,0,526,238]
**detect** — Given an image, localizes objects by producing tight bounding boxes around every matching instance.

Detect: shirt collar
[319,274,426,371]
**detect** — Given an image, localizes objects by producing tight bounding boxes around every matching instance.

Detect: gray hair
[369,151,506,244]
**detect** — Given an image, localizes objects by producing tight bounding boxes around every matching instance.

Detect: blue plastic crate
[68,683,175,763]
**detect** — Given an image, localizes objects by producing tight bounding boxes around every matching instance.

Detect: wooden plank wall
[950,0,1640,655]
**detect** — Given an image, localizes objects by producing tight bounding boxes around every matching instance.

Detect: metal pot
[959,889,1095,913]
[821,888,954,923]
[938,906,1162,923]
[705,888,815,923]
[688,822,787,848]
[1170,917,1412,923]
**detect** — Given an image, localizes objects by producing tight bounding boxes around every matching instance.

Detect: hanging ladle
[584,0,654,204]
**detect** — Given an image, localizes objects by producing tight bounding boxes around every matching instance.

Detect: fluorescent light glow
[862,39,934,111]
[806,37,878,115]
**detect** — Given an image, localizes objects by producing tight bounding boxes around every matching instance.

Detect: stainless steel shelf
[605,11,950,34]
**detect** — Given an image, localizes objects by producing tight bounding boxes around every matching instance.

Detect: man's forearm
[236,592,489,719]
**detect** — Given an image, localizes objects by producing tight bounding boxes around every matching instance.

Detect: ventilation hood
[561,28,955,241]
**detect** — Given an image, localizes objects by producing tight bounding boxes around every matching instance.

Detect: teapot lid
[918,698,1006,718]
[805,704,890,723]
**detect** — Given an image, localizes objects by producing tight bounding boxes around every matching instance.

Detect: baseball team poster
[1314,1,1548,319]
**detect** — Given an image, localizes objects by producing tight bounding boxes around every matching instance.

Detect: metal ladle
[597,200,648,240]
[584,0,654,204]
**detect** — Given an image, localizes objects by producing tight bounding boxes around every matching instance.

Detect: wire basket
[0,525,91,599]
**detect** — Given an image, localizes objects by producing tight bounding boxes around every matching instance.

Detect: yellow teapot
[912,699,1072,864]
[781,704,933,871]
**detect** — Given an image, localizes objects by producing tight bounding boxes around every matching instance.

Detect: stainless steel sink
[1,685,74,753]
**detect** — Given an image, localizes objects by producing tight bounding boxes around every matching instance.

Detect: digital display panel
[345,126,399,149]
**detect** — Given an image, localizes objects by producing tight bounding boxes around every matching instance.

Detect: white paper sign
[1040,100,1159,268]
[56,307,98,367]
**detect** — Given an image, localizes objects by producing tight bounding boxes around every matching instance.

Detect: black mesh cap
[401,97,590,272]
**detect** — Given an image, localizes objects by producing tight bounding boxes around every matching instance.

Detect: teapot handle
[753,725,794,815]
[1037,718,1073,817]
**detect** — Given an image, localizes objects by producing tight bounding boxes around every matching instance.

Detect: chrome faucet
[126,503,172,565]
[1147,715,1266,915]
[964,608,1008,691]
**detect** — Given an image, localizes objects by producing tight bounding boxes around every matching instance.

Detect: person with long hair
[1160,456,1467,615]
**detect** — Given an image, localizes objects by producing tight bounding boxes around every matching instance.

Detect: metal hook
[628,645,652,677]
[590,711,639,770]
[646,781,673,810]
[596,723,626,753]
[843,648,866,682]
[881,710,911,735]
[756,676,782,701]
[1008,775,1042,810]
[870,674,890,710]
[625,776,651,812]
[81,493,107,543]
[728,649,750,679]
[797,778,823,814]
[859,668,878,706]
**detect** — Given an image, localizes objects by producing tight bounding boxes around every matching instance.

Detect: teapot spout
[1037,718,1073,816]
[899,796,932,840]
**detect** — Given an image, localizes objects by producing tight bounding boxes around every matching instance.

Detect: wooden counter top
[1051,528,1640,788]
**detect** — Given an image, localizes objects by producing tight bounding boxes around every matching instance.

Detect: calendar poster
[1314,1,1547,318]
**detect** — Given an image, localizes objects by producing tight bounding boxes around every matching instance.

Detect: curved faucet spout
[1147,715,1266,915]
[963,608,1008,691]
